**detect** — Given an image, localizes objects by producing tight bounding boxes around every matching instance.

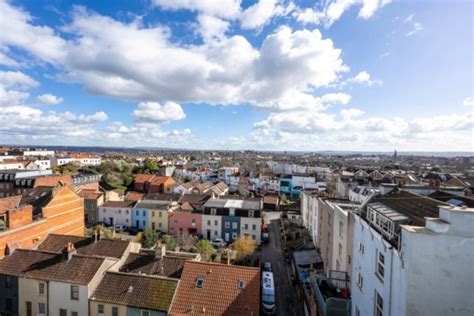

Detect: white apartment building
[351,190,474,316]
[240,216,262,245]
[202,214,222,240]
[98,200,136,227]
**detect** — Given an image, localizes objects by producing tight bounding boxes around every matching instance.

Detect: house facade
[99,200,135,227]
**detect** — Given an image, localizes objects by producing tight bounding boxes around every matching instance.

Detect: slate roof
[134,200,171,209]
[428,190,474,207]
[169,261,260,316]
[144,193,180,202]
[178,194,211,205]
[91,272,178,312]
[0,249,106,284]
[369,189,449,226]
[38,234,130,259]
[119,252,189,278]
[101,200,136,208]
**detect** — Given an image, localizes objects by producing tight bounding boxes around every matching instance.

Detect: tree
[162,234,177,252]
[141,228,159,248]
[232,235,256,259]
[196,239,214,261]
[177,234,197,251]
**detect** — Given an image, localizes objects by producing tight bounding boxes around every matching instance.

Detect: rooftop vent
[127,285,134,293]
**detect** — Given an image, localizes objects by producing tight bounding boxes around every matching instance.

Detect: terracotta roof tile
[169,261,260,316]
[0,195,22,214]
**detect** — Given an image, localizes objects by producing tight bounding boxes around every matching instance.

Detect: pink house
[168,202,203,237]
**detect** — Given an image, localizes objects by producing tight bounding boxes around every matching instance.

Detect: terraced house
[203,197,262,244]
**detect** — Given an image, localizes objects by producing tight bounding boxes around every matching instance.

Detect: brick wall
[8,205,33,229]
[0,185,85,257]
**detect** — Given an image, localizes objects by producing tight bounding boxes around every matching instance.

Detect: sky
[0,0,472,151]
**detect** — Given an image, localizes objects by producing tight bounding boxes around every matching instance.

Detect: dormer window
[195,277,204,288]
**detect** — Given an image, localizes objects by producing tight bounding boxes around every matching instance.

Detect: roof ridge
[106,271,179,282]
[184,260,260,271]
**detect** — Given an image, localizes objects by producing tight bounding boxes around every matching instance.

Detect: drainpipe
[47,280,50,316]
[388,247,394,316]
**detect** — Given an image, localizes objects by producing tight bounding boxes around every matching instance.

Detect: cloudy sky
[0,0,472,151]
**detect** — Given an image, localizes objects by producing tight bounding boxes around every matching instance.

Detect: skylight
[195,277,204,288]
[238,280,245,289]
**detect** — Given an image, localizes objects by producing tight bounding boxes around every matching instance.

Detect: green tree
[144,159,158,171]
[196,239,214,261]
[141,228,159,248]
[162,234,177,251]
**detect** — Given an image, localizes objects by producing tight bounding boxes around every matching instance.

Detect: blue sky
[0,0,472,151]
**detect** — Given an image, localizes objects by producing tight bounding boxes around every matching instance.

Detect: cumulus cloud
[152,0,241,19]
[0,71,38,89]
[342,71,382,86]
[0,85,29,107]
[240,0,295,30]
[196,14,230,42]
[37,93,63,105]
[132,102,186,124]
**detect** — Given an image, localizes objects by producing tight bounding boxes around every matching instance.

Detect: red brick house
[134,174,176,194]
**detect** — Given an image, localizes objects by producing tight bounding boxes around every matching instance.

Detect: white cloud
[343,71,382,86]
[0,71,38,89]
[37,93,63,105]
[340,108,364,120]
[240,0,295,30]
[0,85,30,106]
[406,22,422,36]
[403,13,414,24]
[294,8,324,25]
[358,0,391,20]
[152,0,242,19]
[321,93,352,105]
[0,0,67,65]
[132,101,186,123]
[196,14,230,42]
[464,97,474,107]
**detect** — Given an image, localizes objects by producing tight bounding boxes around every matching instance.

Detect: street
[262,217,304,316]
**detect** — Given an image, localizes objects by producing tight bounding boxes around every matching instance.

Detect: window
[112,306,119,316]
[232,232,237,239]
[244,224,248,230]
[196,277,204,288]
[229,208,235,216]
[252,235,256,240]
[136,210,139,216]
[142,210,146,216]
[118,209,121,214]
[214,231,218,236]
[59,309,67,316]
[152,211,155,217]
[159,211,162,217]
[26,301,32,316]
[225,222,230,229]
[152,222,155,230]
[70,285,79,300]
[339,221,343,237]
[252,224,256,230]
[38,303,45,314]
[39,282,45,295]
[376,251,385,281]
[207,220,211,225]
[249,210,254,218]
[158,223,162,228]
[338,243,343,258]
[359,242,364,254]
[5,275,12,288]
[72,312,78,316]
[192,219,196,224]
[357,272,363,290]
[126,209,129,214]
[126,218,129,223]
[98,304,104,314]
[375,291,383,316]
[232,222,237,229]
[142,221,146,226]
[211,208,217,215]
[141,311,150,316]
[238,280,245,289]
[214,220,218,226]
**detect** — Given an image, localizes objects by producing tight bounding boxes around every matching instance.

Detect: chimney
[155,241,166,259]
[62,242,76,261]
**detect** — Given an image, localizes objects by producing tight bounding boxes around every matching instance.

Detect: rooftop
[91,272,178,312]
[119,250,192,278]
[169,261,260,315]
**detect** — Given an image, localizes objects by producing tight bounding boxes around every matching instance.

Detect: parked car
[211,238,226,248]
[114,225,125,231]
[263,261,272,272]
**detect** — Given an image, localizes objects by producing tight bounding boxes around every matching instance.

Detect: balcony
[309,270,351,316]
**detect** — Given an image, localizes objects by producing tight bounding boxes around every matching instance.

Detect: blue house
[280,177,293,195]
[221,215,240,243]
[132,207,148,230]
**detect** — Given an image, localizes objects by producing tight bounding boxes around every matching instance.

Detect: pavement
[261,217,304,316]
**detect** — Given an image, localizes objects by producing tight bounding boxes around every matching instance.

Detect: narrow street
[262,217,304,316]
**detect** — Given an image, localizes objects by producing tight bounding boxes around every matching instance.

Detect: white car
[211,238,226,248]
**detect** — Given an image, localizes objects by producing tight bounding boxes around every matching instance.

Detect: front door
[26,301,32,316]
[207,230,211,240]
[225,233,230,242]
[109,217,113,226]
[136,220,139,228]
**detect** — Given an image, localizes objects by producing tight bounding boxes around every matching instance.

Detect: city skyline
[0,0,472,151]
